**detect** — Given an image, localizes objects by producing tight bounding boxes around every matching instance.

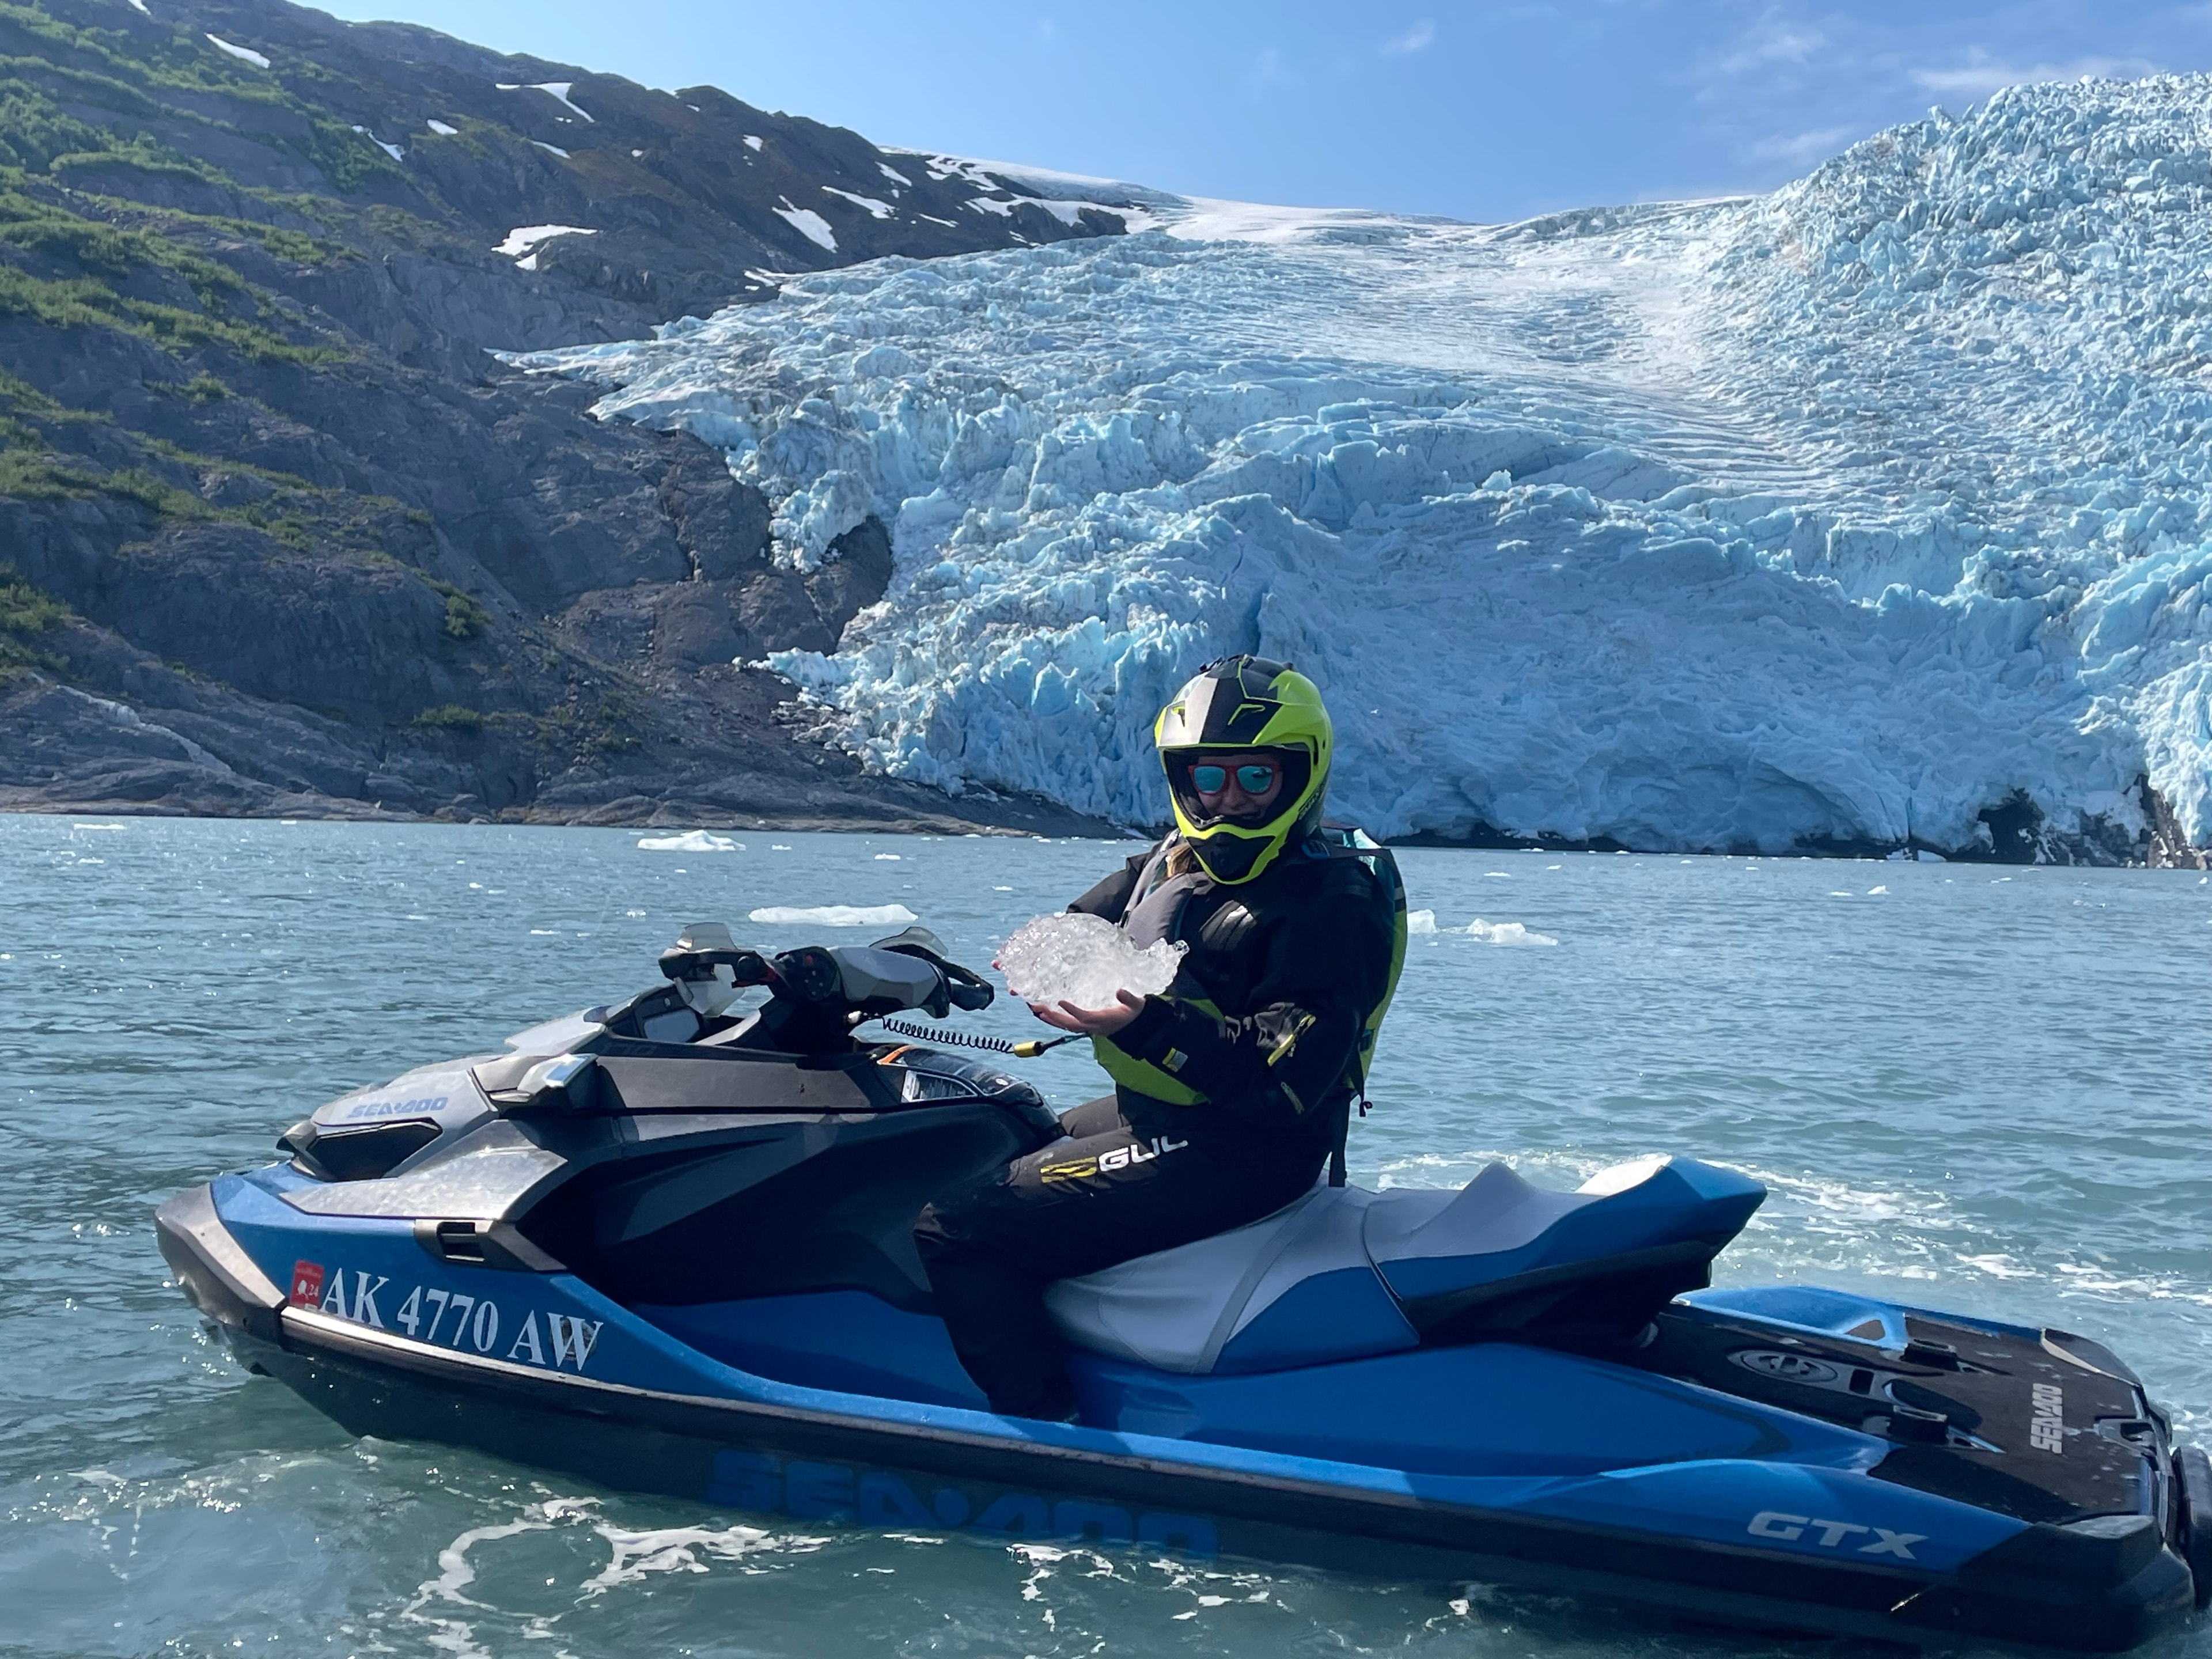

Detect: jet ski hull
[161,1181,2200,1652]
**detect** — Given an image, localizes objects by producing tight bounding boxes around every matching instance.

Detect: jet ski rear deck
[158,926,2211,1649]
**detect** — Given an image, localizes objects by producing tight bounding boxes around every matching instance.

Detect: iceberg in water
[514,76,2212,859]
[638,830,744,853]
[1465,919,1559,947]
[748,903,919,927]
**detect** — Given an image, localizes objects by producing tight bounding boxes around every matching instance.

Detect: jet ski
[158,924,2211,1650]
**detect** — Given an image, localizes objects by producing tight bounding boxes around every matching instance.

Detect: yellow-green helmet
[1154,655,1333,884]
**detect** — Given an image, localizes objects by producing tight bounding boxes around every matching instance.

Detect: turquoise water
[2,814,2208,1658]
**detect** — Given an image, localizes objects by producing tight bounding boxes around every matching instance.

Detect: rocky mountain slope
[0,0,1124,827]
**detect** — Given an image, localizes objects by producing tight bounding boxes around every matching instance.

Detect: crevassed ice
[514,77,2212,854]
[998,912,1184,1007]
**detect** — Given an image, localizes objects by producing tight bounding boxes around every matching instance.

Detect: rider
[914,655,1404,1421]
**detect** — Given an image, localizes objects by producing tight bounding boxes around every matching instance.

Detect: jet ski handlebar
[657,922,995,1024]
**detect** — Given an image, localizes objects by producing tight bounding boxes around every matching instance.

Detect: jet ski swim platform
[158,926,2211,1650]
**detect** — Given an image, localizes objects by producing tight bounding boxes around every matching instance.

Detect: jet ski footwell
[160,1183,2200,1652]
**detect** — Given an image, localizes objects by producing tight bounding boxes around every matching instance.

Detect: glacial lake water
[2,813,2209,1659]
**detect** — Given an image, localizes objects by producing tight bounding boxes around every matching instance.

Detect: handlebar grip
[658,946,774,986]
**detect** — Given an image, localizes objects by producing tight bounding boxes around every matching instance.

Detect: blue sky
[316,1,2212,222]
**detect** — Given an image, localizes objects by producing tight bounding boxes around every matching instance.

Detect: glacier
[511,77,2212,859]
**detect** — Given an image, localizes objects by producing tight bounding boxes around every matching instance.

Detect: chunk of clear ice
[998,912,1185,1007]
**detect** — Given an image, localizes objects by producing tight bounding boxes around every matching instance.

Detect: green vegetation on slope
[0,559,67,682]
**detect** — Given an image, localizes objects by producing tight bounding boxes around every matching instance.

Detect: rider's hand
[1028,990,1146,1036]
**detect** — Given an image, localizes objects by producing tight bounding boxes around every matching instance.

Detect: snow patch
[748,903,919,927]
[998,912,1184,1006]
[637,830,744,853]
[495,224,597,259]
[532,141,570,160]
[528,81,594,122]
[351,126,403,161]
[744,134,764,151]
[426,119,458,136]
[821,187,894,220]
[204,33,268,67]
[878,161,912,187]
[124,0,148,12]
[773,199,836,252]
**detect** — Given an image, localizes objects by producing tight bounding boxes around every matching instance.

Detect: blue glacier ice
[512,79,2212,857]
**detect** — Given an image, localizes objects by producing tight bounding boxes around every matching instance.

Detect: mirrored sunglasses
[1188,762,1278,796]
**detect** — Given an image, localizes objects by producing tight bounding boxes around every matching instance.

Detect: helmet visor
[1167,747,1313,831]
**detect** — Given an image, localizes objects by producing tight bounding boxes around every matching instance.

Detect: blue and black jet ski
[158,925,2212,1649]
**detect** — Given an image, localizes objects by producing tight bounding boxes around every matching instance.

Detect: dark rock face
[0,0,1121,832]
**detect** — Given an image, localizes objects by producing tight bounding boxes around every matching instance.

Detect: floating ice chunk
[998,912,1185,1006]
[1867,884,1889,895]
[638,830,744,853]
[749,903,919,926]
[205,33,268,67]
[427,119,458,136]
[495,224,597,259]
[873,853,902,860]
[823,187,894,220]
[1465,918,1558,946]
[1407,908,1438,934]
[72,823,126,831]
[773,199,837,252]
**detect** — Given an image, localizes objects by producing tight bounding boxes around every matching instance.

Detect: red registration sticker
[289,1260,325,1308]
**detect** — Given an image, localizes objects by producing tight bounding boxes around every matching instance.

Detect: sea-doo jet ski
[158,925,2212,1649]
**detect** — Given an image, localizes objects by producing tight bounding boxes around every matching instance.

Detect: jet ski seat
[1044,1155,1765,1375]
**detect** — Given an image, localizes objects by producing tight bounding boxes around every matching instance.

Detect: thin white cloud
[1751,122,1860,164]
[1249,46,1300,90]
[1382,19,1436,56]
[1910,53,2160,97]
[1711,10,1825,77]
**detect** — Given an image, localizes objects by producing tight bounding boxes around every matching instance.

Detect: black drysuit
[914,834,1395,1420]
